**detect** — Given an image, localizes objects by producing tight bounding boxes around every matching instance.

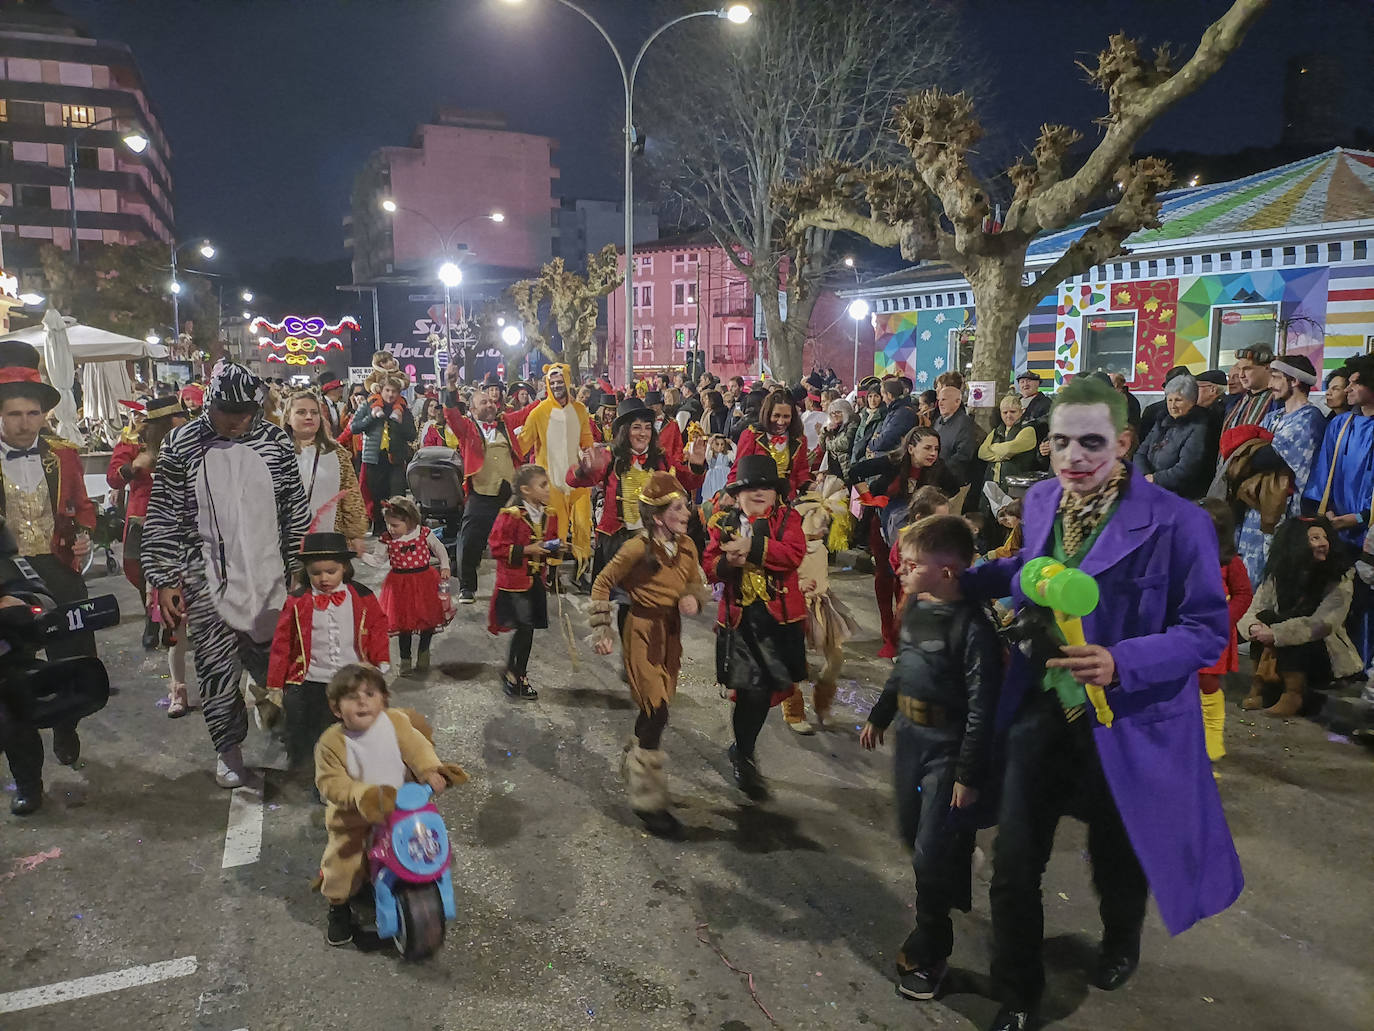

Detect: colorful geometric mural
[1174,268,1329,371]
[873,305,974,385]
[1054,280,1179,388]
[1326,265,1374,371]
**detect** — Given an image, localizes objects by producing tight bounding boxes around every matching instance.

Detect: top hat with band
[724,453,788,496]
[612,398,654,432]
[299,531,354,564]
[316,372,343,394]
[0,341,60,411]
[145,395,188,421]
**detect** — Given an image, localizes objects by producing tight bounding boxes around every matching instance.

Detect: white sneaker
[215,755,245,789]
[787,720,816,736]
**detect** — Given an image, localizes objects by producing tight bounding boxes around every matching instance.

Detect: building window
[1082,311,1138,378]
[1165,258,1176,275]
[1282,247,1296,266]
[18,185,51,209]
[75,145,99,170]
[672,327,697,353]
[0,140,11,163]
[637,254,653,273]
[8,100,46,126]
[672,252,686,271]
[1260,248,1273,267]
[632,328,654,358]
[1356,240,1369,261]
[634,284,652,310]
[1129,262,1141,278]
[1182,256,1194,273]
[1211,303,1277,369]
[1329,242,1344,262]
[61,104,96,128]
[1201,254,1213,272]
[673,282,687,306]
[688,251,698,264]
[1148,260,1158,276]
[1306,244,1320,264]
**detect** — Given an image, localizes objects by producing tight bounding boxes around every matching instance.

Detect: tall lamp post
[436,260,463,375]
[169,239,216,356]
[499,0,752,387]
[846,299,871,390]
[64,115,149,265]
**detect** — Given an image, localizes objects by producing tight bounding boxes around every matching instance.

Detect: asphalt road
[2,553,1371,1031]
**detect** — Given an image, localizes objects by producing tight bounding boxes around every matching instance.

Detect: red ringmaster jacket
[107,437,154,519]
[266,582,390,689]
[442,405,526,491]
[566,450,706,536]
[731,427,812,497]
[703,504,807,629]
[0,437,96,570]
[487,503,561,634]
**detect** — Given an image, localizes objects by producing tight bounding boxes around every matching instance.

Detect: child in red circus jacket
[704,453,808,801]
[378,496,452,677]
[267,532,391,769]
[1199,499,1253,765]
[488,464,561,701]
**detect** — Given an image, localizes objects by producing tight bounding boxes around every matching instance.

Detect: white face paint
[1047,403,1130,493]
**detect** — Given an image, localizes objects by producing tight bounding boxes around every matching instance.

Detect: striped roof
[1027,147,1374,258]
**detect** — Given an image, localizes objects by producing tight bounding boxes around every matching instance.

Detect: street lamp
[169,239,216,354]
[500,0,752,386]
[240,290,254,303]
[437,261,464,375]
[65,114,150,264]
[501,325,522,348]
[846,298,871,389]
[378,200,505,254]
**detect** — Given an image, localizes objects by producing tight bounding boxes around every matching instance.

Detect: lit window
[1082,311,1137,378]
[0,100,6,122]
[674,283,686,306]
[62,105,96,127]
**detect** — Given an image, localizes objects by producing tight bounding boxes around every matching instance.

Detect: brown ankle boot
[1264,673,1305,718]
[1241,676,1267,710]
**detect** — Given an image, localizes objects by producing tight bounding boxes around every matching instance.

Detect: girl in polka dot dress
[378,496,452,675]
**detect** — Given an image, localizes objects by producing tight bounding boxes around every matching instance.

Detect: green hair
[1050,374,1128,433]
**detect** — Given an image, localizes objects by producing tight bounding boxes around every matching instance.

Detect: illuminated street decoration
[250,314,359,365]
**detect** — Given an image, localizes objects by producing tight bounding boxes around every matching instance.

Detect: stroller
[406,447,466,563]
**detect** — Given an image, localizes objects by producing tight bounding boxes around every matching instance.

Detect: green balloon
[1019,557,1059,603]
[1044,568,1100,617]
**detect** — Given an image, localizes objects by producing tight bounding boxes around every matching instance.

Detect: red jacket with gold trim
[266,581,390,689]
[567,451,706,536]
[489,504,560,593]
[0,437,97,570]
[703,504,807,629]
[732,427,812,497]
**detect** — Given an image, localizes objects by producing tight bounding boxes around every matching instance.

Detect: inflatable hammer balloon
[1019,556,1114,728]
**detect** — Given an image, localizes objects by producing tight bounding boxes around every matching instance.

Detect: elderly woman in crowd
[817,398,857,480]
[977,393,1039,540]
[1134,372,1212,499]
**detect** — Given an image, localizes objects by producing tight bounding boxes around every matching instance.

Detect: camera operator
[0,341,97,796]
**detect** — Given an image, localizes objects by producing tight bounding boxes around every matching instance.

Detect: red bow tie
[630,453,647,467]
[313,590,347,610]
[769,434,788,448]
[481,421,498,433]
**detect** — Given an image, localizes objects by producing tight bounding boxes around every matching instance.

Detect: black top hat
[316,372,343,393]
[724,453,788,496]
[598,391,617,411]
[612,397,654,432]
[1016,369,1042,383]
[510,380,534,396]
[0,340,60,411]
[299,532,354,564]
[144,395,187,421]
[858,376,881,392]
[643,390,664,406]
[479,372,507,393]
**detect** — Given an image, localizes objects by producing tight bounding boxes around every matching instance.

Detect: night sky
[58,0,1373,275]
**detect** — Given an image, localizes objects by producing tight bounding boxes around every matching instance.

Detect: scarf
[1056,462,1127,559]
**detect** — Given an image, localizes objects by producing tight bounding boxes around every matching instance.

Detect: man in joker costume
[515,364,594,578]
[966,375,1240,1031]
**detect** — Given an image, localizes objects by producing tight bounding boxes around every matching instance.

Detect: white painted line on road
[0,955,198,1014]
[222,786,264,869]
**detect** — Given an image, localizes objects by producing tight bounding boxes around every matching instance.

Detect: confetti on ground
[1203,996,1215,1003]
[1057,892,1070,901]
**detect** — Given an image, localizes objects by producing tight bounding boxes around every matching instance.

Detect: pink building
[0,4,174,265]
[346,108,558,282]
[604,232,868,387]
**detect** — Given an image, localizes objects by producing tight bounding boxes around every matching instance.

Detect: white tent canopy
[0,318,170,361]
[41,308,82,444]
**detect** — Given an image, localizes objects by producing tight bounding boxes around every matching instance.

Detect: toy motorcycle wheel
[393,883,445,960]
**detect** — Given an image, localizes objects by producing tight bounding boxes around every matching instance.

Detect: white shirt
[307,588,359,683]
[0,436,45,491]
[296,444,342,529]
[343,712,406,788]
[522,501,545,529]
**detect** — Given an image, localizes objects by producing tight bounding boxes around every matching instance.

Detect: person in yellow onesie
[515,364,594,582]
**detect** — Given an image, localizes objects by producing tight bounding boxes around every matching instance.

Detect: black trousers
[989,688,1148,1011]
[458,492,505,594]
[635,703,669,750]
[0,554,94,791]
[363,461,407,535]
[893,719,976,969]
[283,679,334,769]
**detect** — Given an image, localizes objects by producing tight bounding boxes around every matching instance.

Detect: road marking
[222,786,264,869]
[0,955,198,1014]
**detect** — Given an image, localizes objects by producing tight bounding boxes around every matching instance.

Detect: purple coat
[968,464,1243,935]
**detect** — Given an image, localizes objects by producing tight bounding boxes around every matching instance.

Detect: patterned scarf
[1057,462,1127,558]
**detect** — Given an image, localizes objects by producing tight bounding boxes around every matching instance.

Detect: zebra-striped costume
[142,413,309,753]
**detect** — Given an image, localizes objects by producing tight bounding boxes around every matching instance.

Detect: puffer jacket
[1135,404,1212,499]
[350,398,417,466]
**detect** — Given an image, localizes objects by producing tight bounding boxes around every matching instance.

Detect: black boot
[10,783,42,816]
[728,744,768,801]
[326,903,354,946]
[1094,938,1140,991]
[51,726,80,767]
[987,1006,1035,1031]
[141,616,159,650]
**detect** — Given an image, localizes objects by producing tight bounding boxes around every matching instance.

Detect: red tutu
[380,567,446,633]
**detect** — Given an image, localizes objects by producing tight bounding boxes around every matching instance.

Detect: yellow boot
[1200,688,1226,761]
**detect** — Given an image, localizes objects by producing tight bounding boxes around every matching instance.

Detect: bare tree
[508,244,622,381]
[638,0,969,386]
[778,0,1269,411]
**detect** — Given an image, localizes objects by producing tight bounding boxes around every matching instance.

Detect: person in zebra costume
[142,361,309,787]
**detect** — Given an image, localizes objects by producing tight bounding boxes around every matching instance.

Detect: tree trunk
[762,287,822,386]
[967,255,1032,433]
